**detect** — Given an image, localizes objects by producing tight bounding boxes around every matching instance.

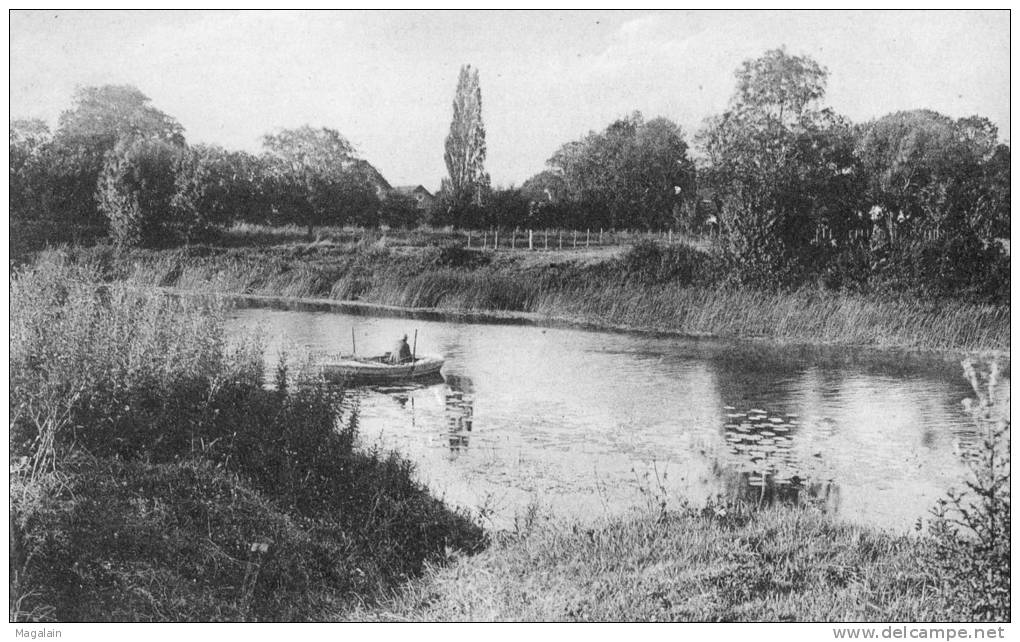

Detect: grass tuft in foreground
[355,502,947,622]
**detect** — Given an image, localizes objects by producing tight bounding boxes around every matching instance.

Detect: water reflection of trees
[444,373,474,455]
[702,349,982,514]
[713,405,841,513]
[716,466,841,512]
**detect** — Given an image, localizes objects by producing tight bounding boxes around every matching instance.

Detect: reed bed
[10,258,483,622]
[76,243,1009,353]
[534,282,1009,352]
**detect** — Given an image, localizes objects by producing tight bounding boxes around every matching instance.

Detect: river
[225,303,1005,533]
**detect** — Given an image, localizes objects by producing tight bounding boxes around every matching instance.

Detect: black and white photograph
[8,9,1011,628]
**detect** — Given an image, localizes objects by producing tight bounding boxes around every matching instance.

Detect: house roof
[392,185,433,197]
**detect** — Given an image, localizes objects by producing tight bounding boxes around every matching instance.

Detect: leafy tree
[697,48,860,287]
[378,193,422,228]
[175,145,273,229]
[10,119,52,220]
[855,111,1009,301]
[98,138,182,247]
[442,64,490,213]
[978,144,1010,240]
[856,110,1006,243]
[520,170,567,205]
[548,112,695,231]
[261,126,381,234]
[484,187,531,229]
[262,126,355,177]
[51,85,185,225]
[430,189,483,230]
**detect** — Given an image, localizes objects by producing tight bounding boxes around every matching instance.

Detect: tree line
[10,85,424,246]
[10,50,1010,300]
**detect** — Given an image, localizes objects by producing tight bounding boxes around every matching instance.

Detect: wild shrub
[98,138,185,248]
[378,193,424,228]
[818,244,873,293]
[619,240,724,286]
[925,358,1010,621]
[873,235,1010,304]
[431,245,491,269]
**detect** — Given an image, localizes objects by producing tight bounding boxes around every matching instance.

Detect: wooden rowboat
[314,354,445,383]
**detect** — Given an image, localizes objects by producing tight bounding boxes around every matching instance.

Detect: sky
[9,10,1011,191]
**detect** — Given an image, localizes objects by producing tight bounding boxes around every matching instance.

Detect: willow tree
[442,64,490,210]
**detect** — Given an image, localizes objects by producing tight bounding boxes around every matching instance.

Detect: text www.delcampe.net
[833,627,1007,640]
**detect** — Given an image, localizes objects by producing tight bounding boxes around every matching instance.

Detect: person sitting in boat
[388,334,413,364]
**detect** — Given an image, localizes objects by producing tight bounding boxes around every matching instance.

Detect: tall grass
[10,257,484,621]
[533,281,1010,351]
[53,243,1010,352]
[10,255,248,473]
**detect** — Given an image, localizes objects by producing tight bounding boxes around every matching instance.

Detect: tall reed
[48,244,1011,352]
[10,257,262,473]
[10,255,485,622]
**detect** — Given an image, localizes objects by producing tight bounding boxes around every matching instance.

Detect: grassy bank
[47,237,1010,352]
[359,488,1009,622]
[10,259,484,621]
[356,505,946,622]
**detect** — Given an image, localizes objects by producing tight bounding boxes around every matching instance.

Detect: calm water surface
[225,305,1004,533]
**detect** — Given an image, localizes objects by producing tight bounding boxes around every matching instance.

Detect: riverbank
[39,239,1011,353]
[354,504,959,622]
[10,260,484,621]
[10,256,1008,622]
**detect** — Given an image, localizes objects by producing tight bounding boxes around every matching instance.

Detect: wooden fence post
[483,230,487,249]
[573,230,577,248]
[586,229,590,247]
[467,231,471,248]
[545,230,549,250]
[529,229,534,251]
[494,229,499,250]
[558,231,562,250]
[599,228,604,244]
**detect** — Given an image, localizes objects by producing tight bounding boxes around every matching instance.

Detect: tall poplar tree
[443,64,489,207]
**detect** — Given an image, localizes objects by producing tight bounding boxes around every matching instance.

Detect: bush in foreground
[924,358,1010,621]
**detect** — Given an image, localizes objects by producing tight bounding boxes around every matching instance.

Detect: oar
[409,329,418,375]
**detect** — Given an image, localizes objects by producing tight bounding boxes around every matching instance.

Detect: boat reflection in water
[348,372,475,457]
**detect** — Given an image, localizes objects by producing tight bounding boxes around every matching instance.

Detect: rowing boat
[313,354,445,383]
